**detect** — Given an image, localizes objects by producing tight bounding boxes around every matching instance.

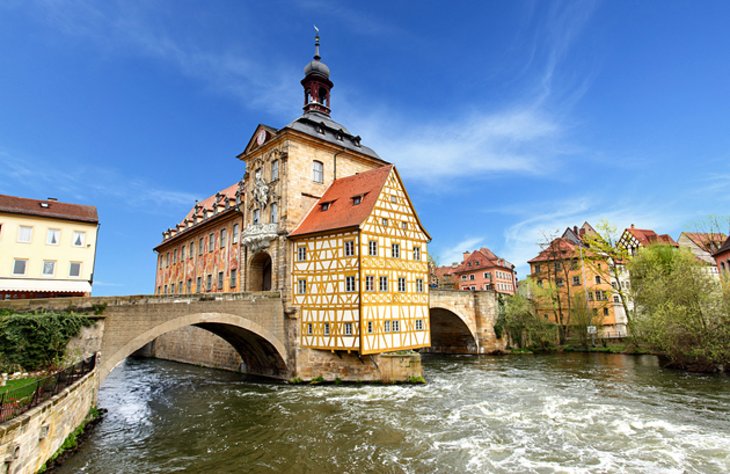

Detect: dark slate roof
[0,194,98,224]
[284,110,383,161]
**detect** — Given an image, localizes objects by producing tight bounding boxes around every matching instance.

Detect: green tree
[502,281,558,350]
[629,244,730,371]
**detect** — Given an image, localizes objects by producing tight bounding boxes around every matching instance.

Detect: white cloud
[0,150,199,214]
[434,236,485,267]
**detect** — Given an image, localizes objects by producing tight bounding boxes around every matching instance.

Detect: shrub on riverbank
[0,311,93,372]
[629,245,730,372]
[500,292,559,351]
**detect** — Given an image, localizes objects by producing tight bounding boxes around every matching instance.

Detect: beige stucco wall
[0,371,97,474]
[0,212,98,290]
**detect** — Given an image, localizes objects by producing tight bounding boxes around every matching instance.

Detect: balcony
[241,223,278,253]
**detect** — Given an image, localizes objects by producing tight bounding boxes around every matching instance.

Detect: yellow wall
[0,212,98,283]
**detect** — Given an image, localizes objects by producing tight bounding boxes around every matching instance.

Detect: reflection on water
[59,353,730,473]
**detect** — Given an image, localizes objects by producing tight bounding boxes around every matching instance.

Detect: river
[58,353,730,473]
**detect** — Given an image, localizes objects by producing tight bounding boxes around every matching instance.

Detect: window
[461,275,467,281]
[392,320,400,332]
[390,195,397,203]
[298,246,307,261]
[611,281,618,290]
[381,218,389,227]
[271,160,279,181]
[253,209,260,225]
[392,243,400,258]
[218,272,224,290]
[17,226,32,243]
[537,280,543,288]
[324,322,330,336]
[369,241,377,256]
[158,286,162,295]
[46,229,60,245]
[534,264,541,273]
[613,295,620,303]
[415,319,424,331]
[42,260,55,276]
[587,292,594,301]
[352,195,362,205]
[398,277,406,292]
[469,274,475,280]
[484,272,491,279]
[73,231,85,247]
[159,255,163,269]
[166,252,170,267]
[321,202,330,211]
[367,321,373,333]
[595,276,601,284]
[572,276,580,286]
[554,262,561,272]
[365,275,374,291]
[594,291,602,301]
[344,322,353,336]
[220,229,227,248]
[416,279,424,292]
[232,223,240,244]
[181,245,185,260]
[164,284,168,295]
[13,259,27,275]
[346,276,356,292]
[173,249,177,263]
[556,278,564,287]
[69,262,81,277]
[206,274,212,292]
[379,276,388,292]
[208,233,215,252]
[196,277,202,293]
[270,203,278,223]
[255,168,262,181]
[307,323,313,335]
[313,160,324,183]
[344,240,355,257]
[604,308,609,316]
[187,279,192,294]
[384,320,391,332]
[198,238,204,255]
[413,247,421,261]
[190,242,195,258]
[178,282,183,294]
[230,269,237,288]
[298,279,307,294]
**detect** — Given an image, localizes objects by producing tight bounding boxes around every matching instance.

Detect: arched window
[271,160,279,181]
[313,160,324,183]
[270,203,278,224]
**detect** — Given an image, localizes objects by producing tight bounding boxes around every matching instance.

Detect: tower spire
[301,26,333,116]
[314,25,320,60]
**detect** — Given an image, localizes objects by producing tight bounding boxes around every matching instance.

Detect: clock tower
[301,30,333,115]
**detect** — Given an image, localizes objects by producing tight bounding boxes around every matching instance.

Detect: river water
[58,354,729,473]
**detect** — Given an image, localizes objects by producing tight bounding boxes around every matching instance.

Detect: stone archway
[427,307,479,353]
[100,312,289,383]
[248,252,272,291]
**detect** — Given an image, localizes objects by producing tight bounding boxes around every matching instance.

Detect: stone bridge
[0,290,504,384]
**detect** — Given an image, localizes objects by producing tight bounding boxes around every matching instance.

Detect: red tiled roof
[452,247,515,274]
[289,165,393,237]
[0,194,98,224]
[527,238,579,263]
[628,227,678,247]
[181,182,240,224]
[715,236,730,256]
[682,232,727,253]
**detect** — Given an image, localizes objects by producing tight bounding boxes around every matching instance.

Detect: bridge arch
[428,306,479,354]
[100,312,288,383]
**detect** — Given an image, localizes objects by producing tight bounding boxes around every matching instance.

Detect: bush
[0,311,93,372]
[501,292,558,351]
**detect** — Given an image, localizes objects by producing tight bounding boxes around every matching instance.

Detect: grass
[0,377,38,396]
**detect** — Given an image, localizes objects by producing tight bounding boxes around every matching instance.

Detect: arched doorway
[427,308,478,353]
[249,252,272,291]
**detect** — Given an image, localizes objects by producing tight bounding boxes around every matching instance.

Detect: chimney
[47,197,58,201]
[573,226,578,233]
[630,224,635,229]
[463,251,470,262]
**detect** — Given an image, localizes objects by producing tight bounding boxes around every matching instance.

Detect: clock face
[256,130,266,145]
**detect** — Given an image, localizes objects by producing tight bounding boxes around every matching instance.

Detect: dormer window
[40,202,49,208]
[321,202,331,211]
[352,195,362,205]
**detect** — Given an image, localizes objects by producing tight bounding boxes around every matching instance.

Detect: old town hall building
[154,34,431,355]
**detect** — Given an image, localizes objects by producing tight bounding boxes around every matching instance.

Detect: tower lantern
[301,27,333,115]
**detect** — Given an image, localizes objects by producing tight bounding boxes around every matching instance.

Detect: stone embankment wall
[295,349,422,382]
[0,371,97,474]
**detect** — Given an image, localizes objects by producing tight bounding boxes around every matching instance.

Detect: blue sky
[1,1,729,295]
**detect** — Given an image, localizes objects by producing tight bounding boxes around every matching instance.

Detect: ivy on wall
[0,310,93,372]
